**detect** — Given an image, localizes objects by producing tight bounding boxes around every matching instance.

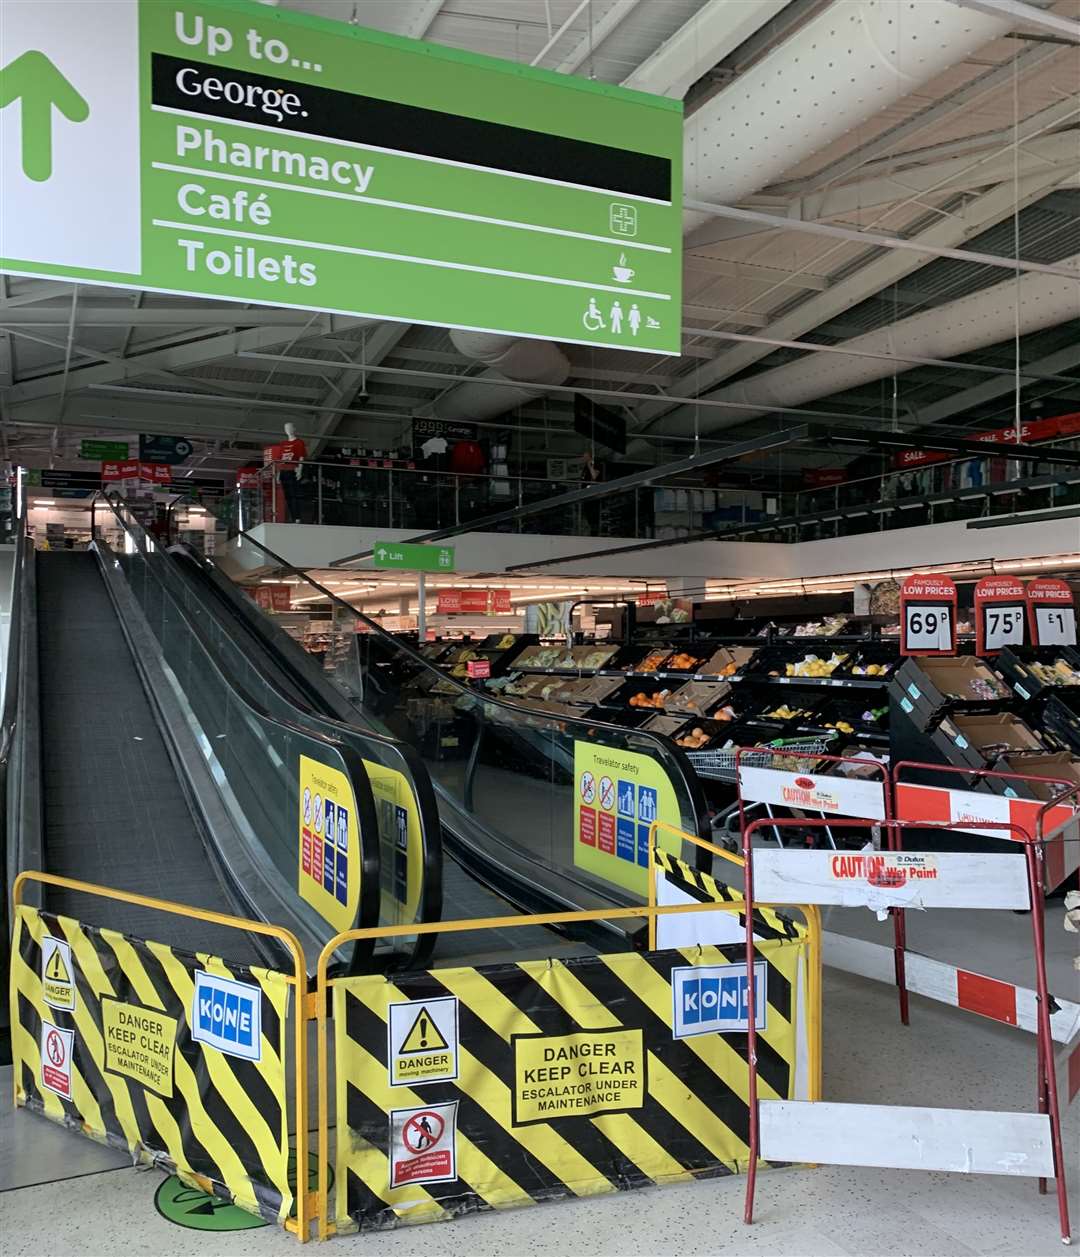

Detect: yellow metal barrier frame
[315,889,822,1240]
[646,821,823,1104]
[12,872,313,1242]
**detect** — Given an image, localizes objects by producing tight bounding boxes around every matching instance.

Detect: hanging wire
[1012,41,1022,443]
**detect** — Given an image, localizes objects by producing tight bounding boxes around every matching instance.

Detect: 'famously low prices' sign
[974,575,1026,655]
[1,0,682,352]
[900,573,957,655]
[1026,578,1076,648]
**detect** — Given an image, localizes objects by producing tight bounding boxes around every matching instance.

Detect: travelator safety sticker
[10,905,293,1226]
[333,939,804,1232]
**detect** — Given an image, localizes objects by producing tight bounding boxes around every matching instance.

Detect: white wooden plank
[759,1101,1055,1177]
[821,931,1080,1044]
[753,849,1029,910]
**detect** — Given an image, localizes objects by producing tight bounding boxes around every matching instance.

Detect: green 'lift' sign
[0,0,682,353]
[374,542,455,572]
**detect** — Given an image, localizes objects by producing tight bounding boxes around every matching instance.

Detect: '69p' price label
[904,605,952,652]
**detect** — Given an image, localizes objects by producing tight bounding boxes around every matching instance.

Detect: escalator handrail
[163,535,444,968]
[1,509,31,985]
[91,494,383,970]
[219,520,712,841]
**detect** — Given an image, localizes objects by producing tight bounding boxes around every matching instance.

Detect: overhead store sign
[0,0,682,353]
[892,412,1080,468]
[375,542,454,572]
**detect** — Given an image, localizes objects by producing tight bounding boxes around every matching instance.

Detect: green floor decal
[155,1151,329,1232]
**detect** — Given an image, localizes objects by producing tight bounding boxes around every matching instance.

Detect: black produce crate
[611,675,680,710]
[833,641,901,681]
[605,643,667,673]
[669,714,740,751]
[890,656,1012,732]
[742,645,851,682]
[1043,694,1080,753]
[589,706,653,729]
[995,646,1080,702]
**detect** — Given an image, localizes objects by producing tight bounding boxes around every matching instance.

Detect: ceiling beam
[0,306,333,326]
[763,39,1063,198]
[4,315,379,407]
[912,343,1080,428]
[685,255,830,291]
[683,198,1080,280]
[622,0,790,98]
[553,0,644,74]
[949,0,1080,40]
[636,165,1080,436]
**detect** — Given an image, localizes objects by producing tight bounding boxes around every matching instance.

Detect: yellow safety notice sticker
[512,1027,645,1125]
[102,998,177,1098]
[387,996,458,1087]
[41,936,76,1012]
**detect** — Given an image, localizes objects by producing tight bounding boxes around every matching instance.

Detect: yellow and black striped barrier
[9,873,311,1237]
[316,863,819,1238]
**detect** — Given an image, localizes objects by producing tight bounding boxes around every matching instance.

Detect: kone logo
[192,972,262,1062]
[671,962,767,1039]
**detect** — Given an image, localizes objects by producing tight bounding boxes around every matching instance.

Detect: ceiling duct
[682,0,1011,232]
[626,255,1080,455]
[429,331,570,422]
[438,0,1012,427]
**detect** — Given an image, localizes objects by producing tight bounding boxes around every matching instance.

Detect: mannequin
[276,421,307,522]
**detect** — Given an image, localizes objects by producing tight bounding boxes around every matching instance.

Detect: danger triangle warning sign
[398,1007,449,1055]
[388,996,459,1086]
[46,947,71,984]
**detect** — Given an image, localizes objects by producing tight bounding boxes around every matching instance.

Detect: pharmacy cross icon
[609,202,638,237]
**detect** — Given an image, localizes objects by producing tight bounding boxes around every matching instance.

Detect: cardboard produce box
[950,712,1043,755]
[1001,751,1080,801]
[699,646,756,677]
[917,656,1010,703]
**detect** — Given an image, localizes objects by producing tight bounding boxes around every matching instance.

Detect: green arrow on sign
[0,50,89,182]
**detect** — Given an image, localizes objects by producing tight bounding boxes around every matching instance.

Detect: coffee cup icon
[613,253,635,282]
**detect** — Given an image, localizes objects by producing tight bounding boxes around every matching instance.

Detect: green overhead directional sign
[80,439,130,460]
[0,0,682,353]
[373,542,455,572]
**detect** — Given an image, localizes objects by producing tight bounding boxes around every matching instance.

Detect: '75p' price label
[904,605,952,652]
[983,605,1025,651]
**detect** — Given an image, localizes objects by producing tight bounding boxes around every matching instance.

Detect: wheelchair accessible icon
[583,296,606,332]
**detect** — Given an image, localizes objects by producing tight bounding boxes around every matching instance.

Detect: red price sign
[974,575,1026,655]
[900,574,957,656]
[466,658,491,679]
[1026,578,1077,647]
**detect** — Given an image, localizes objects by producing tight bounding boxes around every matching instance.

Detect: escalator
[163,539,576,960]
[33,551,256,959]
[177,518,712,952]
[4,500,434,977]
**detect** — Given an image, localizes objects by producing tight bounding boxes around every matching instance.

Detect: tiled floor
[3,964,1076,1256]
